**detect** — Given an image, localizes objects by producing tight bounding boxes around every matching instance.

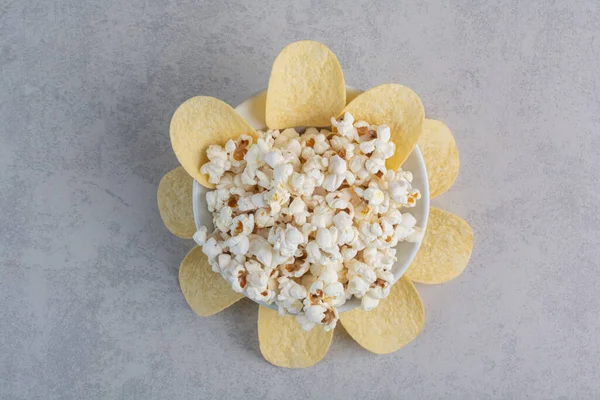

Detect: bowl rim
[192,86,429,313]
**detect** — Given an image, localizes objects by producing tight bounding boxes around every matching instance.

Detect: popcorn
[202,237,223,262]
[265,186,290,216]
[214,206,234,233]
[322,155,355,192]
[347,260,377,297]
[305,240,324,264]
[277,277,307,315]
[284,197,310,225]
[349,155,370,181]
[230,214,254,236]
[231,264,249,293]
[274,128,299,147]
[270,224,304,258]
[217,253,234,273]
[365,155,386,175]
[200,145,231,184]
[225,234,250,256]
[310,204,334,229]
[331,112,356,140]
[280,255,310,278]
[254,209,275,228]
[316,227,339,255]
[193,226,208,246]
[341,245,358,260]
[196,113,423,331]
[249,235,274,268]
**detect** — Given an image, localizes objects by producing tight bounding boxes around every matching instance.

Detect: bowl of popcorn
[158,41,474,368]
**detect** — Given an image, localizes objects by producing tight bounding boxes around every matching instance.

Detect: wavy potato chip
[157,167,196,238]
[340,276,424,354]
[179,246,244,317]
[406,207,473,284]
[266,40,346,129]
[170,96,257,188]
[419,119,460,198]
[343,84,424,170]
[258,306,333,368]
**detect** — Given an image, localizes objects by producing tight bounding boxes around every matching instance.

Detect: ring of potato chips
[266,40,346,129]
[258,306,334,368]
[418,119,460,198]
[160,40,474,368]
[343,84,425,171]
[179,246,244,316]
[170,96,257,188]
[157,166,196,238]
[340,276,424,354]
[405,207,474,284]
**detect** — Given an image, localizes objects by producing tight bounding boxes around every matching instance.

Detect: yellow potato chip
[258,306,333,368]
[418,119,460,198]
[157,167,196,238]
[340,276,424,354]
[346,87,362,104]
[343,84,425,170]
[266,40,346,129]
[179,246,244,317]
[170,96,257,188]
[405,207,474,284]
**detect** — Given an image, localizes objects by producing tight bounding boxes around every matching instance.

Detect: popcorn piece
[322,155,355,192]
[277,277,307,315]
[200,145,231,184]
[347,260,377,298]
[363,187,385,207]
[265,186,290,216]
[255,208,275,228]
[217,253,234,274]
[305,240,323,264]
[230,214,254,236]
[365,155,386,176]
[202,237,223,261]
[249,235,274,268]
[310,204,334,229]
[341,245,358,260]
[270,224,304,258]
[316,226,339,255]
[280,255,310,278]
[231,264,249,293]
[331,112,356,140]
[284,197,310,225]
[274,128,299,148]
[225,234,250,256]
[193,226,208,246]
[214,206,234,234]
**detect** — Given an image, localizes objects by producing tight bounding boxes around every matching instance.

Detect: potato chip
[179,246,244,317]
[266,40,346,129]
[157,167,196,238]
[339,276,424,354]
[258,306,333,368]
[418,119,460,198]
[343,84,425,170]
[346,87,362,104]
[235,90,267,130]
[405,207,473,284]
[170,96,257,188]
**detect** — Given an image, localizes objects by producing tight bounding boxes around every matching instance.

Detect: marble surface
[1,0,599,398]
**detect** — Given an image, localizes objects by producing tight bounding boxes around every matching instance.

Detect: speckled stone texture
[1,0,599,398]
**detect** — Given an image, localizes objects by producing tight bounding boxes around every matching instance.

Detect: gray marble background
[1,0,599,398]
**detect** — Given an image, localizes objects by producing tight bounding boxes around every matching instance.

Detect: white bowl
[193,87,429,313]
